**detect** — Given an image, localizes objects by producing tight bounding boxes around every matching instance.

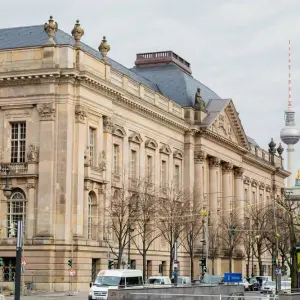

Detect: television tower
[280,40,300,188]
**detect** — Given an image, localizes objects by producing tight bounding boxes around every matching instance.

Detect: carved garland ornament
[37,103,56,121]
[194,150,206,164]
[27,144,39,163]
[75,105,87,123]
[103,116,114,133]
[243,176,250,185]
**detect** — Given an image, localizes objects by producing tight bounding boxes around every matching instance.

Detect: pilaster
[73,105,87,239]
[184,130,195,195]
[26,179,36,239]
[35,102,56,238]
[209,156,220,222]
[194,150,207,207]
[222,162,233,220]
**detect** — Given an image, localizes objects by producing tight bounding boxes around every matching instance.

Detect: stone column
[222,162,233,221]
[234,167,244,220]
[36,102,56,238]
[209,157,220,222]
[84,181,91,239]
[73,105,87,239]
[26,179,36,239]
[194,150,207,207]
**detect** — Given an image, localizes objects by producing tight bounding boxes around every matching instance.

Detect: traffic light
[68,259,73,267]
[200,258,206,267]
[108,259,114,270]
[272,257,276,266]
[230,225,236,236]
[0,257,3,267]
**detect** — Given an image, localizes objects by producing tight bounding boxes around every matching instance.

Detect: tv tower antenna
[280,40,300,188]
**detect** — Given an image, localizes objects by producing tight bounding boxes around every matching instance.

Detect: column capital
[209,156,221,168]
[222,162,233,173]
[75,104,87,123]
[234,167,244,179]
[27,178,37,189]
[194,150,207,164]
[37,102,56,121]
[103,116,114,133]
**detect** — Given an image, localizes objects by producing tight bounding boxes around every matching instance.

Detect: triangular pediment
[208,100,250,149]
[129,132,143,144]
[160,144,172,155]
[145,138,158,150]
[112,125,126,138]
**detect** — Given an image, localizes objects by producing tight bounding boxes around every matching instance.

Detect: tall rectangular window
[89,127,96,165]
[253,191,256,206]
[161,160,167,186]
[11,123,26,163]
[147,155,153,182]
[113,144,119,174]
[174,165,180,187]
[130,150,137,178]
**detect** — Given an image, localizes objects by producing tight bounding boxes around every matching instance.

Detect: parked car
[145,276,172,287]
[248,277,259,291]
[241,278,250,291]
[200,275,224,285]
[176,276,191,285]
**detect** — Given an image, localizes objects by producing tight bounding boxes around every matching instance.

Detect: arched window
[7,188,26,238]
[88,193,93,240]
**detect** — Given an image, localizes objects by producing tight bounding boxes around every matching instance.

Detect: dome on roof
[280,126,300,145]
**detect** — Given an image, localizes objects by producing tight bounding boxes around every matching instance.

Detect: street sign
[21,257,27,267]
[224,273,242,283]
[69,269,76,276]
[275,267,280,275]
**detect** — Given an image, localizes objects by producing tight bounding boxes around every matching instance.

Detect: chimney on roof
[135,51,192,75]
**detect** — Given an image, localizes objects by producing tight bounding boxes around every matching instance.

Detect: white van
[88,269,143,300]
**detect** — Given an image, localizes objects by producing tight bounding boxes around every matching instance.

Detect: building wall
[0,45,288,291]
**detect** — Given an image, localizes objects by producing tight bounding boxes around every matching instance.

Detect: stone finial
[98,36,110,60]
[277,143,284,156]
[71,20,84,48]
[44,16,58,42]
[268,138,276,155]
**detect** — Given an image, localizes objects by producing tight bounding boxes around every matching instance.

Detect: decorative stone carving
[259,182,265,190]
[71,20,84,47]
[98,36,111,59]
[44,16,58,41]
[27,182,36,189]
[84,147,91,166]
[84,181,91,191]
[112,125,126,138]
[129,132,143,144]
[27,144,39,163]
[37,103,56,121]
[98,151,107,171]
[194,88,206,111]
[173,150,184,160]
[266,185,271,192]
[103,116,114,133]
[209,156,220,168]
[5,110,31,120]
[273,184,279,194]
[160,144,172,155]
[243,176,250,185]
[251,179,258,188]
[234,167,244,179]
[222,162,233,173]
[75,105,87,123]
[145,138,158,150]
[194,150,206,164]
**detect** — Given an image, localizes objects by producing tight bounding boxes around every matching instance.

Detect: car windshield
[264,281,276,286]
[249,278,258,283]
[147,278,161,284]
[94,276,120,286]
[202,276,222,283]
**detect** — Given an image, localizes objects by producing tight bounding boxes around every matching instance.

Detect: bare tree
[208,222,221,275]
[242,217,255,278]
[181,200,204,280]
[246,203,271,276]
[131,179,162,279]
[157,185,188,278]
[220,211,243,273]
[105,179,137,268]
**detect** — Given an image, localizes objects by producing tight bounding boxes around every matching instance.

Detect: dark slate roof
[131,64,220,107]
[0,24,257,147]
[0,25,160,92]
[247,136,259,146]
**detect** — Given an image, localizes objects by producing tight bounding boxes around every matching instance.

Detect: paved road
[3,290,263,300]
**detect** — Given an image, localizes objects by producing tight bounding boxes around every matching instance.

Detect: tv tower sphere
[280,124,300,145]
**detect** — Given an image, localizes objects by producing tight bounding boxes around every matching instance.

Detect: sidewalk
[4,291,88,299]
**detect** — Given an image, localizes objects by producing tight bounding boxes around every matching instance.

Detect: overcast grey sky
[2,0,300,176]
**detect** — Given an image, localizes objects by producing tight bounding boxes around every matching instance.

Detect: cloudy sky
[2,0,300,177]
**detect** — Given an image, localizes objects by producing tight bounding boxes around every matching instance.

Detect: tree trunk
[229,253,232,273]
[258,255,263,276]
[142,239,146,280]
[291,248,298,289]
[246,255,250,278]
[169,251,173,278]
[212,259,215,275]
[190,249,194,281]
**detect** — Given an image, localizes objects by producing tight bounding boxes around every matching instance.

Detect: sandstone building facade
[0,18,289,291]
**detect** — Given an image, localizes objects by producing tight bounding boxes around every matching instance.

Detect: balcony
[84,165,105,183]
[0,163,29,176]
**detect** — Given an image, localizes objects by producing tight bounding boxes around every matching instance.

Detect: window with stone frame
[174,164,180,188]
[146,155,153,183]
[89,127,96,166]
[161,160,167,186]
[11,122,26,163]
[113,144,120,174]
[130,150,137,179]
[7,188,26,238]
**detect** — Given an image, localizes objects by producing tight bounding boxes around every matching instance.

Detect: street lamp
[1,165,12,199]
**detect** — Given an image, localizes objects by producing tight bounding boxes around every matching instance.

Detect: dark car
[248,277,259,291]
